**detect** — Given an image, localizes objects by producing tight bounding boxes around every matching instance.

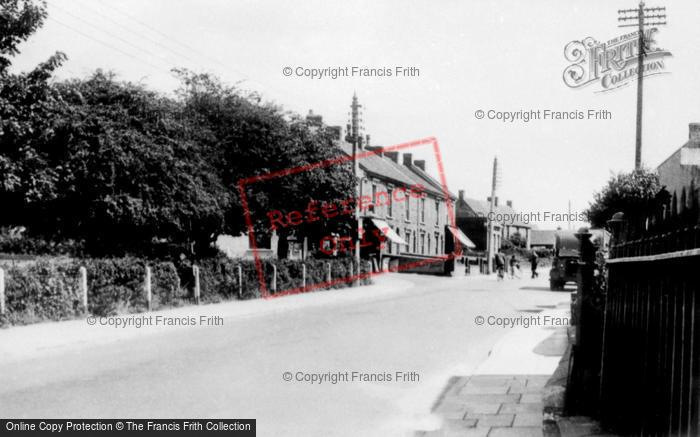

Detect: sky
[10,0,700,230]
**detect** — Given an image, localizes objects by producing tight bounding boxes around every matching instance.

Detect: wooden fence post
[237,264,243,299]
[326,262,331,283]
[145,265,152,311]
[193,265,200,305]
[272,264,277,293]
[302,264,306,289]
[79,266,88,313]
[0,267,5,315]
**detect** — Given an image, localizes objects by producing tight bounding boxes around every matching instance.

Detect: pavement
[415,272,572,437]
[422,374,552,437]
[0,270,571,437]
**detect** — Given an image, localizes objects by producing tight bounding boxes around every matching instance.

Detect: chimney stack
[506,200,512,208]
[414,160,426,171]
[327,126,342,141]
[366,146,383,157]
[488,196,499,207]
[458,190,464,201]
[690,123,700,142]
[385,151,399,163]
[306,109,323,127]
[403,153,413,166]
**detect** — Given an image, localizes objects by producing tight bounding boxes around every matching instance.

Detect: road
[0,272,570,437]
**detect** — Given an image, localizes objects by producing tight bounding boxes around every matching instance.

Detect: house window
[394,228,400,254]
[427,235,431,255]
[420,198,426,223]
[405,230,411,253]
[435,232,441,254]
[371,184,377,214]
[435,201,440,225]
[387,188,393,217]
[405,195,410,221]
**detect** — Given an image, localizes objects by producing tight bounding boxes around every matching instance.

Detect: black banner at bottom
[1,420,255,436]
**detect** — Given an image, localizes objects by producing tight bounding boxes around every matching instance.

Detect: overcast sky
[11,0,700,229]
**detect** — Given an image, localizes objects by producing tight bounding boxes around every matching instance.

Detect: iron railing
[596,186,700,435]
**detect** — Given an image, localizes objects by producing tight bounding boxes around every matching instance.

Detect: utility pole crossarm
[616,1,667,170]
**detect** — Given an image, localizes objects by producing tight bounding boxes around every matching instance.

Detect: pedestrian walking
[530,251,539,278]
[494,251,506,280]
[509,255,517,279]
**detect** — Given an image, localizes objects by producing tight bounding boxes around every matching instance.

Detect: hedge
[82,258,183,316]
[0,256,372,327]
[1,260,83,327]
[196,257,371,301]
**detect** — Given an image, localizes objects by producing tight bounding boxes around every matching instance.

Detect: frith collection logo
[563,28,671,92]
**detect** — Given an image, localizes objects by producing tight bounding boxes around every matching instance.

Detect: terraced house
[334,139,470,274]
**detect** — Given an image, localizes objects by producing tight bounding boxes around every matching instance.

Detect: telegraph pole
[486,157,498,274]
[348,93,363,281]
[618,2,667,170]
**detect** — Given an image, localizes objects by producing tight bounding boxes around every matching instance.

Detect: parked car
[549,231,579,291]
[549,228,610,291]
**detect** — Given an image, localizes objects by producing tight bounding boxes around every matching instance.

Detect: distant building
[657,123,700,204]
[530,230,556,250]
[455,191,531,251]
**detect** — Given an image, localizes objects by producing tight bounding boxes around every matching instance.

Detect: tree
[0,0,49,74]
[585,168,660,228]
[174,70,356,257]
[47,72,232,255]
[1,0,69,235]
[0,8,356,258]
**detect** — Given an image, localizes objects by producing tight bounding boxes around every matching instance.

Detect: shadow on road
[519,286,552,291]
[519,285,576,292]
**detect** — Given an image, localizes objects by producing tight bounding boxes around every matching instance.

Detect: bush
[0,257,182,326]
[0,254,372,327]
[0,235,85,257]
[0,260,83,327]
[82,257,147,316]
[82,258,184,315]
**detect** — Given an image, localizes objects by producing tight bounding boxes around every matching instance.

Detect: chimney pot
[690,123,700,141]
[403,153,413,166]
[458,190,464,201]
[414,160,426,171]
[506,200,513,208]
[495,197,499,207]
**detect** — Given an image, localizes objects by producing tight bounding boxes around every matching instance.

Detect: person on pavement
[530,251,539,278]
[494,251,506,280]
[509,255,517,279]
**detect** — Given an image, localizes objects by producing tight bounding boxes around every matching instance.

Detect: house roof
[335,141,447,198]
[404,164,458,200]
[456,196,531,228]
[530,230,557,246]
[657,139,700,170]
